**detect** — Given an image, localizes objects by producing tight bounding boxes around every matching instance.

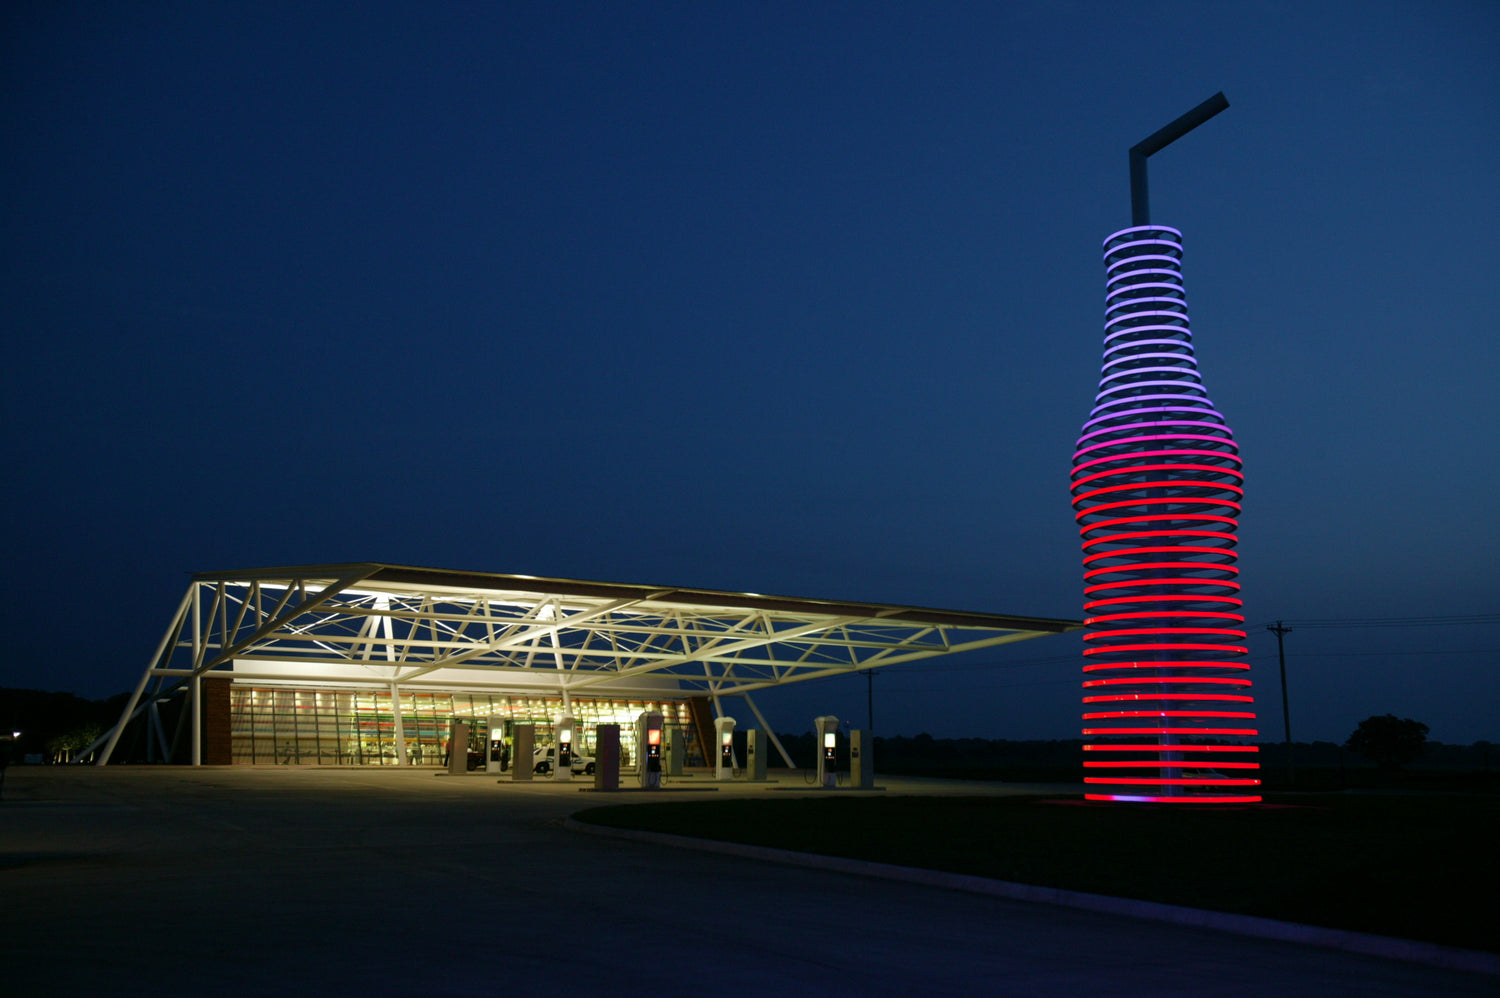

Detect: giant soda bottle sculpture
[1070,95,1260,803]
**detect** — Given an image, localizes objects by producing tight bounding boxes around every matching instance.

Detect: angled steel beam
[95,587,194,764]
[187,567,379,679]
[740,692,797,769]
[387,597,652,682]
[708,628,1057,696]
[1130,92,1229,226]
[563,615,869,692]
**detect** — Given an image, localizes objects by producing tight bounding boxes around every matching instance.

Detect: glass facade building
[228,686,703,768]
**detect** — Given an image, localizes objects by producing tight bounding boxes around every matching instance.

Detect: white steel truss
[96,563,1080,764]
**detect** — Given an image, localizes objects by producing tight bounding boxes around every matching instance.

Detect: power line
[1248,613,1500,630]
[879,677,1079,694]
[883,651,1079,675]
[876,650,1497,695]
[877,647,1496,685]
[1268,621,1294,784]
[1256,647,1498,659]
[884,615,1499,677]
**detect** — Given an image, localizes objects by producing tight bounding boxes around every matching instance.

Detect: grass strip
[574,792,1497,952]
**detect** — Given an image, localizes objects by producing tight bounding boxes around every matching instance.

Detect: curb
[565,816,1499,977]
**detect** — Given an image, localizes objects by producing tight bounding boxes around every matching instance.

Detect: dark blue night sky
[3,2,1496,743]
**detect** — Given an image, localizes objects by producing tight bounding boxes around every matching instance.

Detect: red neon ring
[1083,694,1254,703]
[1082,711,1256,719]
[1083,744,1259,752]
[1082,677,1251,687]
[1085,795,1262,803]
[1085,612,1245,625]
[1082,661,1250,672]
[1084,761,1261,768]
[1082,728,1259,736]
[1084,778,1261,786]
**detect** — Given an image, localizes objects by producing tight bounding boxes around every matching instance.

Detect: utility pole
[1267,621,1294,787]
[863,669,875,770]
[864,669,874,735]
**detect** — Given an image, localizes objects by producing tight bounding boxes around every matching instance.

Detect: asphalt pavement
[1,766,1491,997]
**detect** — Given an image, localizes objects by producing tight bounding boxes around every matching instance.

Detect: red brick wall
[202,678,232,765]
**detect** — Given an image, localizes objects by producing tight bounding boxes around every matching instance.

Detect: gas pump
[446,720,470,776]
[745,728,768,781]
[486,716,505,774]
[637,711,663,789]
[594,723,621,790]
[850,729,873,788]
[713,715,737,781]
[663,725,683,776]
[814,715,839,788]
[511,724,534,782]
[554,715,576,782]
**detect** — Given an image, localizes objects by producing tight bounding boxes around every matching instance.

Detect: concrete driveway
[1,766,1489,996]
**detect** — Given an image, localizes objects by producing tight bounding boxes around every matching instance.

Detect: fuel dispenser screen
[646,727,661,772]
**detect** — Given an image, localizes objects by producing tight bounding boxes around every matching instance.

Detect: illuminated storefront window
[227,687,701,767]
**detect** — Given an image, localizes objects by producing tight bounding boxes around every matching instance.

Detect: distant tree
[1345,714,1429,771]
[46,723,102,764]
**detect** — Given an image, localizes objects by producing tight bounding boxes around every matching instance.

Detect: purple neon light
[1098,373,1203,390]
[1074,469,1244,493]
[1107,225,1186,238]
[1099,363,1201,383]
[1073,434,1239,462]
[1102,344,1198,365]
[1101,354,1197,373]
[1073,449,1241,474]
[1103,237,1183,258]
[1106,293,1188,310]
[1102,324,1198,344]
[1075,420,1237,448]
[1092,381,1216,402]
[1079,406,1229,434]
[1106,287,1187,307]
[1091,390,1211,407]
[1103,309,1194,327]
[1105,264,1183,282]
[1106,268,1182,284]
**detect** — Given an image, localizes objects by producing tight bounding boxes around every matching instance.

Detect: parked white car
[531,746,595,775]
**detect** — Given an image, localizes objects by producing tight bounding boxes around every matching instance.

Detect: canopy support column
[191,586,202,765]
[741,692,795,770]
[390,684,409,766]
[98,587,193,765]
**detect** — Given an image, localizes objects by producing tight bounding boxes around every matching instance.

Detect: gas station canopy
[142,562,1080,696]
[97,563,1080,765]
